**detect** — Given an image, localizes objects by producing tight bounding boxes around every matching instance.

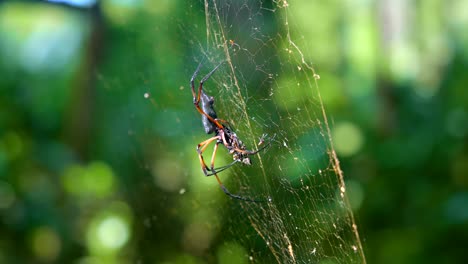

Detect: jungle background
[0,0,467,263]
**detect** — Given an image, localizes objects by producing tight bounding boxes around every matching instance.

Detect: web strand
[199,0,366,263]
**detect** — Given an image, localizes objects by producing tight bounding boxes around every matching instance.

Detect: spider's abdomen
[200,90,217,134]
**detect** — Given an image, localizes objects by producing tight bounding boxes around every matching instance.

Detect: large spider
[190,62,270,202]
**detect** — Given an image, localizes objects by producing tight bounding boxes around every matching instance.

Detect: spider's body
[199,89,252,165]
[199,89,217,134]
[223,128,252,165]
[190,62,268,202]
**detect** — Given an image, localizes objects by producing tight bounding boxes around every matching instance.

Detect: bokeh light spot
[62,161,116,198]
[217,241,248,264]
[86,202,133,255]
[47,0,97,8]
[31,227,61,262]
[97,216,129,250]
[332,121,364,157]
[152,158,184,192]
[182,222,214,254]
[0,2,87,74]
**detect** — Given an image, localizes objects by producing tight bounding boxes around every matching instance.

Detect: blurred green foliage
[0,0,467,263]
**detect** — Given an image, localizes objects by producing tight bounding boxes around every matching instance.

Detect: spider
[190,62,270,202]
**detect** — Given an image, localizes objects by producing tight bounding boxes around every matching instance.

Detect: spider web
[166,1,366,263]
[116,0,366,263]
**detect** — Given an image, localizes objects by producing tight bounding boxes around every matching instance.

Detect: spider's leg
[204,129,238,176]
[190,63,203,102]
[209,141,220,173]
[233,140,271,156]
[197,136,220,175]
[202,140,234,176]
[205,142,237,175]
[204,139,263,202]
[200,61,224,84]
[212,168,263,202]
[233,133,276,156]
[214,118,231,127]
[206,160,239,176]
[190,64,223,129]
